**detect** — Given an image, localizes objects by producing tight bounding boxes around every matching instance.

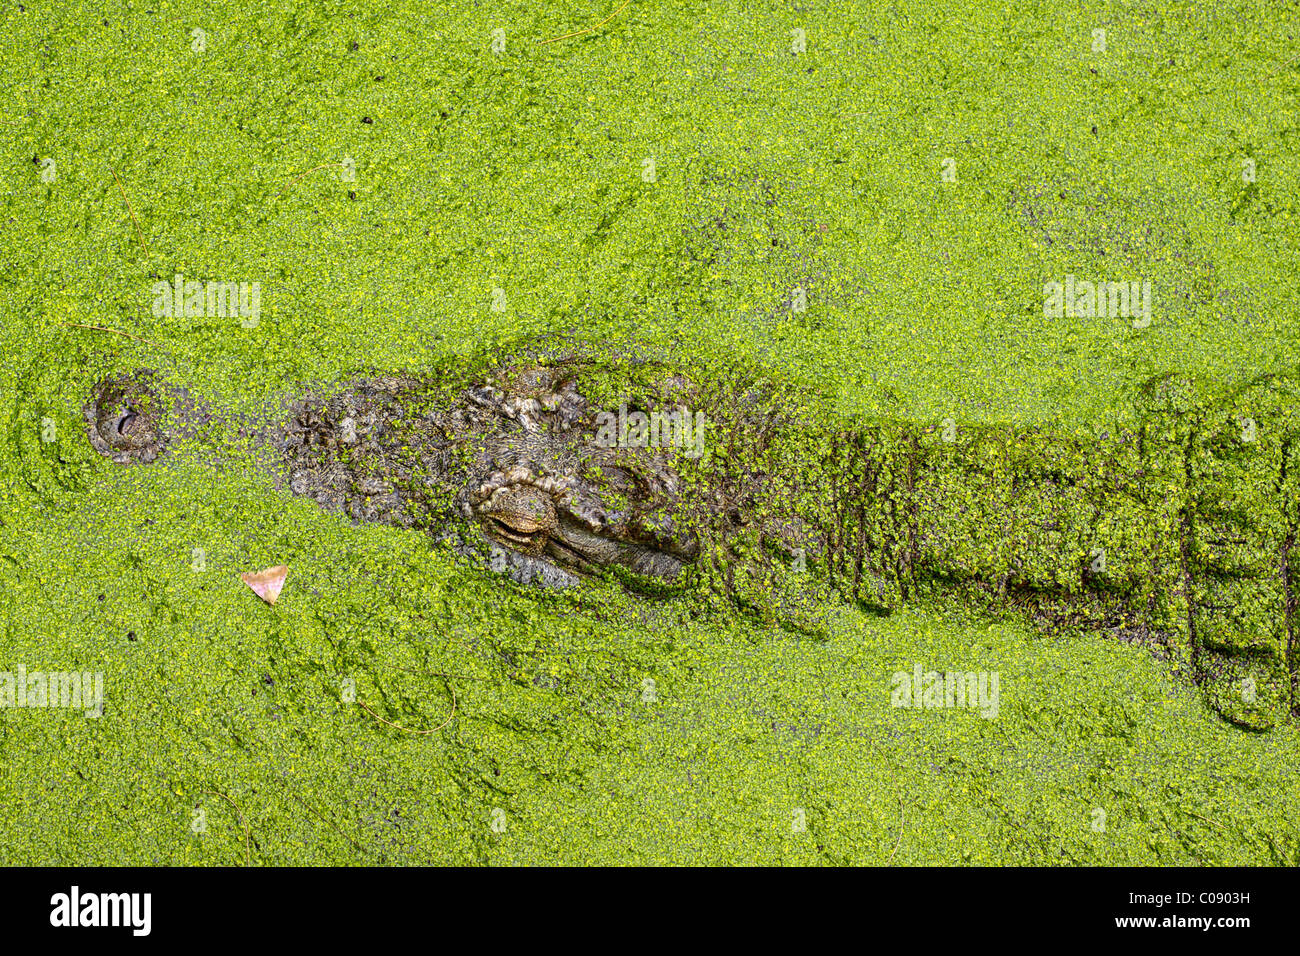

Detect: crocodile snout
[84,373,164,465]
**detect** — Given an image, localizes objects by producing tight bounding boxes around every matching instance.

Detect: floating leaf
[240,565,288,605]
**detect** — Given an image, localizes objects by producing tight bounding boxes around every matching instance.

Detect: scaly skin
[83,341,1300,730]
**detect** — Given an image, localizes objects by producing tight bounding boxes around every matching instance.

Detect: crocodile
[83,337,1300,731]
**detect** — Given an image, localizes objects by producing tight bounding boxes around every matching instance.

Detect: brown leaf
[240,565,288,605]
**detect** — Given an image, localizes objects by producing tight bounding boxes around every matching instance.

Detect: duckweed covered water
[2,0,1298,864]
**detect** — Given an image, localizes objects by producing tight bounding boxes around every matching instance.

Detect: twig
[537,0,630,45]
[1266,51,1300,78]
[357,688,456,734]
[887,795,905,864]
[111,168,149,258]
[56,322,165,349]
[1182,807,1231,831]
[286,790,368,857]
[200,789,253,866]
[276,162,345,198]
[394,663,494,683]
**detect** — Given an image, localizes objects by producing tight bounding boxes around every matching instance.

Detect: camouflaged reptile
[84,338,1300,731]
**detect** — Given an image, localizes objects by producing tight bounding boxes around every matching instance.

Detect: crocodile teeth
[505,465,533,483]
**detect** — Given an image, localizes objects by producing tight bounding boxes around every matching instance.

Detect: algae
[2,0,1299,864]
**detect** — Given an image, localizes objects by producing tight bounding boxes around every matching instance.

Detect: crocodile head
[81,348,765,598]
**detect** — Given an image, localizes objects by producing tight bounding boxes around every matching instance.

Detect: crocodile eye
[478,485,557,554]
[116,408,138,435]
[492,512,546,535]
